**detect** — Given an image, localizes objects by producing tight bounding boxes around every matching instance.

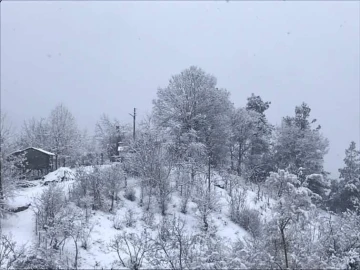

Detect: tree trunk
[0,160,4,217]
[73,237,79,270]
[230,147,234,172]
[110,192,114,212]
[237,142,243,176]
[208,156,211,193]
[191,167,195,184]
[280,227,289,269]
[203,215,208,232]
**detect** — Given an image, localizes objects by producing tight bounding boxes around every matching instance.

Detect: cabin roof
[11,147,55,156]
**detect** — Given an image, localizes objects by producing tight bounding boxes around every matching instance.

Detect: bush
[113,215,123,230]
[124,209,136,228]
[228,188,247,222]
[237,208,262,238]
[13,247,67,270]
[141,210,155,228]
[124,188,136,202]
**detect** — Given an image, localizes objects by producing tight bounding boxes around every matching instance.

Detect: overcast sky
[1,1,359,177]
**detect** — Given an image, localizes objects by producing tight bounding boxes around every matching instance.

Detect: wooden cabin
[10,147,55,179]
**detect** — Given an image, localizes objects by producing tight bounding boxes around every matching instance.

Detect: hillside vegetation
[1,66,359,269]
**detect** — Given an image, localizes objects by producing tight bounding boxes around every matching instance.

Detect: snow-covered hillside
[1,164,359,270]
[2,166,253,269]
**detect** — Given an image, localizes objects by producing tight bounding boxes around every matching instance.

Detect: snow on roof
[30,147,55,156]
[12,147,55,156]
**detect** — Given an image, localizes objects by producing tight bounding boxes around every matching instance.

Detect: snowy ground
[1,166,273,269]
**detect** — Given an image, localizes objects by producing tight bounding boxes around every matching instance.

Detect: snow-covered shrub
[108,230,154,270]
[193,183,220,232]
[80,223,95,250]
[71,165,119,211]
[102,165,126,212]
[13,246,68,270]
[0,234,26,269]
[237,208,262,238]
[317,210,360,269]
[34,187,88,270]
[228,187,247,223]
[126,119,173,215]
[113,214,123,230]
[189,235,231,269]
[124,209,136,228]
[33,184,66,233]
[149,215,194,269]
[124,187,136,202]
[180,195,190,214]
[141,210,155,228]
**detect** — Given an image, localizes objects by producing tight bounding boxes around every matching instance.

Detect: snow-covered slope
[1,166,276,269]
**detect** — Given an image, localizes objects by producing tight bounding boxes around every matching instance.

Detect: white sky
[1,1,359,177]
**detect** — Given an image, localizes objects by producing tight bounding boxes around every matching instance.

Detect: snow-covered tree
[0,113,25,220]
[17,117,51,150]
[17,106,91,166]
[330,141,360,213]
[264,170,320,269]
[0,233,26,269]
[153,66,233,172]
[229,108,259,176]
[150,215,193,270]
[193,181,219,232]
[273,103,329,179]
[95,114,130,160]
[108,230,154,270]
[304,173,330,201]
[48,104,80,159]
[33,185,90,269]
[102,165,126,212]
[127,117,173,214]
[317,210,360,269]
[71,166,106,211]
[244,94,273,182]
[55,203,87,270]
[246,93,271,116]
[339,141,360,183]
[33,184,66,238]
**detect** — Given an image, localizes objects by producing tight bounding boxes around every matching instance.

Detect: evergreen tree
[330,141,360,213]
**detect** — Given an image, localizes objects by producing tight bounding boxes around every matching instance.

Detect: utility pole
[129,108,136,140]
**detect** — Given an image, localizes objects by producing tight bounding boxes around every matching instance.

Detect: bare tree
[127,117,173,215]
[17,117,51,150]
[193,182,219,232]
[56,203,86,270]
[108,230,154,270]
[0,113,25,222]
[150,215,194,270]
[102,165,125,212]
[48,104,80,160]
[95,114,131,160]
[0,234,26,269]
